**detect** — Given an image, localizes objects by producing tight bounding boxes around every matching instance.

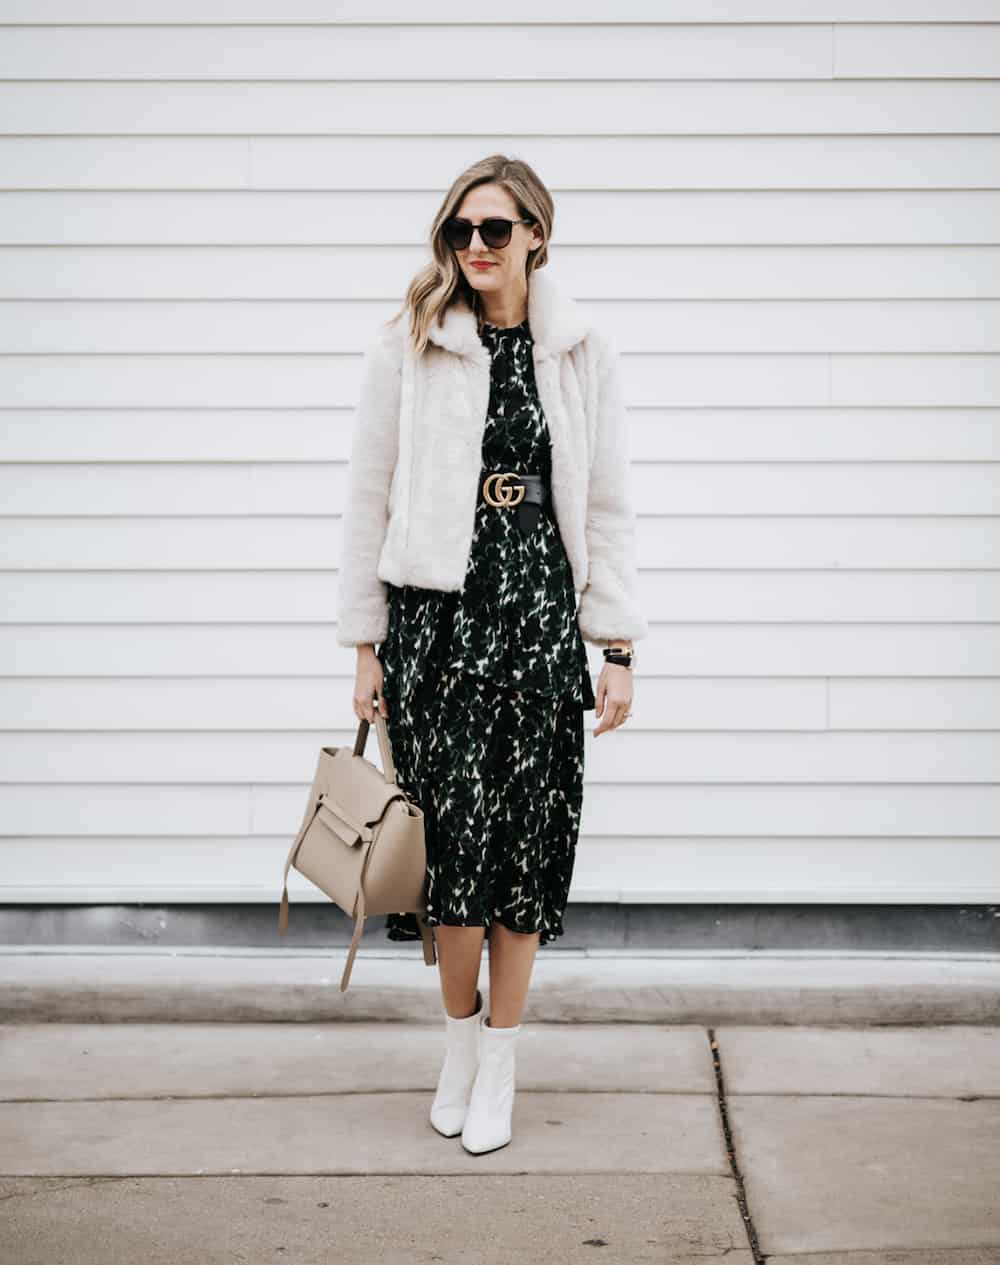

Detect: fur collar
[425,267,591,359]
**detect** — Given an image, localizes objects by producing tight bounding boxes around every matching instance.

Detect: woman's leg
[436,925,486,1018]
[430,924,486,1137]
[486,923,539,1027]
[459,921,533,1153]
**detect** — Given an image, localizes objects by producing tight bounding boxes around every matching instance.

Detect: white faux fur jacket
[336,267,648,649]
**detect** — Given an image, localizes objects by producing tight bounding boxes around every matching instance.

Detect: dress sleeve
[335,324,403,647]
[575,332,649,646]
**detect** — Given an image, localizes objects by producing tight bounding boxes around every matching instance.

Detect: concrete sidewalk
[1,949,999,1263]
[1,1016,998,1263]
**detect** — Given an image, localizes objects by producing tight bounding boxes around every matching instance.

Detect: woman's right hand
[353,645,389,723]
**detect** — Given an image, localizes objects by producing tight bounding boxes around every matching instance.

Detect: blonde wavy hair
[385,154,554,357]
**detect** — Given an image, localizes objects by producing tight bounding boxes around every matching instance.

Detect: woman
[336,154,648,1155]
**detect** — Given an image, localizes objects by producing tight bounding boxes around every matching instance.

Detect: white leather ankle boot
[429,987,484,1137]
[460,1011,521,1155]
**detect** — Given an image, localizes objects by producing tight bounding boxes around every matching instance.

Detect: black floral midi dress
[376,316,596,947]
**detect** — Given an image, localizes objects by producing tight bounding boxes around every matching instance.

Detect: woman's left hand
[593,663,633,736]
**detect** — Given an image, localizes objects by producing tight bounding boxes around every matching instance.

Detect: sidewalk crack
[707,1027,766,1264]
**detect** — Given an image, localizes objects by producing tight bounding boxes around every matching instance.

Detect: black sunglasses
[442,216,534,251]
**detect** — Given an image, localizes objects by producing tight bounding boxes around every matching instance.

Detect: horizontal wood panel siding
[1,4,998,906]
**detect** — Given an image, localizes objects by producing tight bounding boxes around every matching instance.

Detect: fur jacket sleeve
[573,329,648,647]
[334,326,402,648]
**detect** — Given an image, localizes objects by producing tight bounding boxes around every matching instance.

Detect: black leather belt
[479,470,551,534]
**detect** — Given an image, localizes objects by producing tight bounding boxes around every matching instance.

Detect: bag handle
[353,710,397,784]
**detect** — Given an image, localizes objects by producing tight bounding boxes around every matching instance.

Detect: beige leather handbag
[278,712,436,992]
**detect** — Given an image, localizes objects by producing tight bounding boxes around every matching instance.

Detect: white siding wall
[1,2,998,907]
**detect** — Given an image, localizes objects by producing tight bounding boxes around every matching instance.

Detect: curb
[3,947,999,1025]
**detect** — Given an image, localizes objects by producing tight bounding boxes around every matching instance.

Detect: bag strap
[277,796,321,937]
[339,882,367,991]
[338,814,437,987]
[416,914,437,968]
[339,899,437,991]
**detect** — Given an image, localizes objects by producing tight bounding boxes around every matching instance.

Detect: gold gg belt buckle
[482,470,525,507]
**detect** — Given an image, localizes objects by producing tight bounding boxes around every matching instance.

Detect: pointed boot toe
[460,1012,521,1155]
[429,988,484,1137]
